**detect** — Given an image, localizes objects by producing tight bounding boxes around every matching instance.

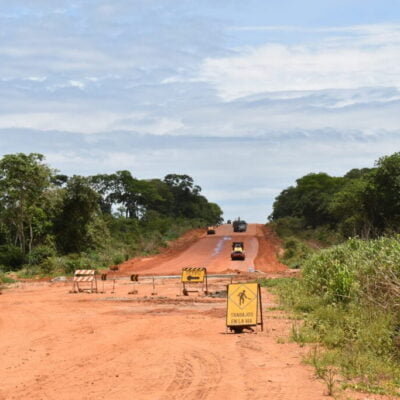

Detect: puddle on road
[212,236,232,257]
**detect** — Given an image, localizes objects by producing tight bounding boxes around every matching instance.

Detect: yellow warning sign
[226,283,260,327]
[181,267,206,283]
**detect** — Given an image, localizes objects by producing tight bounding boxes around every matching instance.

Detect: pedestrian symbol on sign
[226,283,264,333]
[238,290,250,305]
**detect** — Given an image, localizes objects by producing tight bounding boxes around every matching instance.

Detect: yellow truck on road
[207,226,216,235]
[231,241,246,260]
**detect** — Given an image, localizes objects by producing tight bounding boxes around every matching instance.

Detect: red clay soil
[0,280,333,400]
[0,224,389,400]
[117,224,287,276]
[254,225,287,273]
[111,227,205,274]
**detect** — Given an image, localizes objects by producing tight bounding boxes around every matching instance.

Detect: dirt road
[118,224,286,275]
[0,224,334,400]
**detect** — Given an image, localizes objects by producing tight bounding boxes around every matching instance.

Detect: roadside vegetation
[0,153,222,279]
[261,238,400,395]
[269,152,400,268]
[266,152,400,395]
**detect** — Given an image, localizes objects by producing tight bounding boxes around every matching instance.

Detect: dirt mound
[116,227,205,275]
[254,225,288,272]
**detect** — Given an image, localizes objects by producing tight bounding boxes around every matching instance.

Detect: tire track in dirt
[163,348,222,400]
[1,240,340,400]
[236,335,284,400]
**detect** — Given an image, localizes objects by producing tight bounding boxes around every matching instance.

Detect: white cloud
[68,80,85,89]
[200,24,400,101]
[0,112,184,135]
[24,76,47,82]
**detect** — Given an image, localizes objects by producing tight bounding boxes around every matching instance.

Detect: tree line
[0,153,222,271]
[270,152,400,239]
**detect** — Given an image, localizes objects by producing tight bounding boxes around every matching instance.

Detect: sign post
[181,267,208,295]
[128,274,139,294]
[226,282,263,333]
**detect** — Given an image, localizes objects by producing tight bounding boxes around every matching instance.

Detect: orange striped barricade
[72,269,98,293]
[181,267,208,296]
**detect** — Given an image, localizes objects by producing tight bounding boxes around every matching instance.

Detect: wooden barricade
[72,269,98,293]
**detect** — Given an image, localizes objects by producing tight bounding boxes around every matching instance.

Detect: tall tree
[0,153,52,253]
[164,174,201,218]
[370,153,400,232]
[55,176,100,253]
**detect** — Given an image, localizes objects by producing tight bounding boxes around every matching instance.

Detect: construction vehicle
[233,218,247,232]
[207,226,216,235]
[231,241,246,260]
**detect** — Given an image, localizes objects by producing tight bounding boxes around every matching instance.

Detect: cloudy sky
[1,1,400,222]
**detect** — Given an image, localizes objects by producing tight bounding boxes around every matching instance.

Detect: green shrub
[266,237,400,394]
[281,237,314,268]
[63,254,92,275]
[16,265,41,278]
[0,272,16,284]
[28,245,56,265]
[38,257,65,275]
[112,253,125,265]
[0,245,25,270]
[269,216,306,238]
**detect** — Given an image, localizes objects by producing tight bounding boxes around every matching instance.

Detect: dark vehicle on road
[233,218,247,232]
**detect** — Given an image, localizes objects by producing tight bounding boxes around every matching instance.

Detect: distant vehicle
[207,226,216,235]
[231,241,245,260]
[227,219,232,224]
[233,218,247,232]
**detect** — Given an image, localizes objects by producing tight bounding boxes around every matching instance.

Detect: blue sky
[1,1,400,222]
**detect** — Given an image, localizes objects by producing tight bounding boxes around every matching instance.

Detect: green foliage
[0,153,223,277]
[271,173,345,228]
[303,237,400,306]
[269,216,306,237]
[38,256,66,275]
[28,245,56,265]
[264,237,400,395]
[269,158,398,239]
[0,272,16,284]
[0,245,25,270]
[370,153,400,233]
[90,172,222,225]
[270,216,342,246]
[55,175,102,254]
[0,153,54,254]
[328,178,371,238]
[280,237,314,269]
